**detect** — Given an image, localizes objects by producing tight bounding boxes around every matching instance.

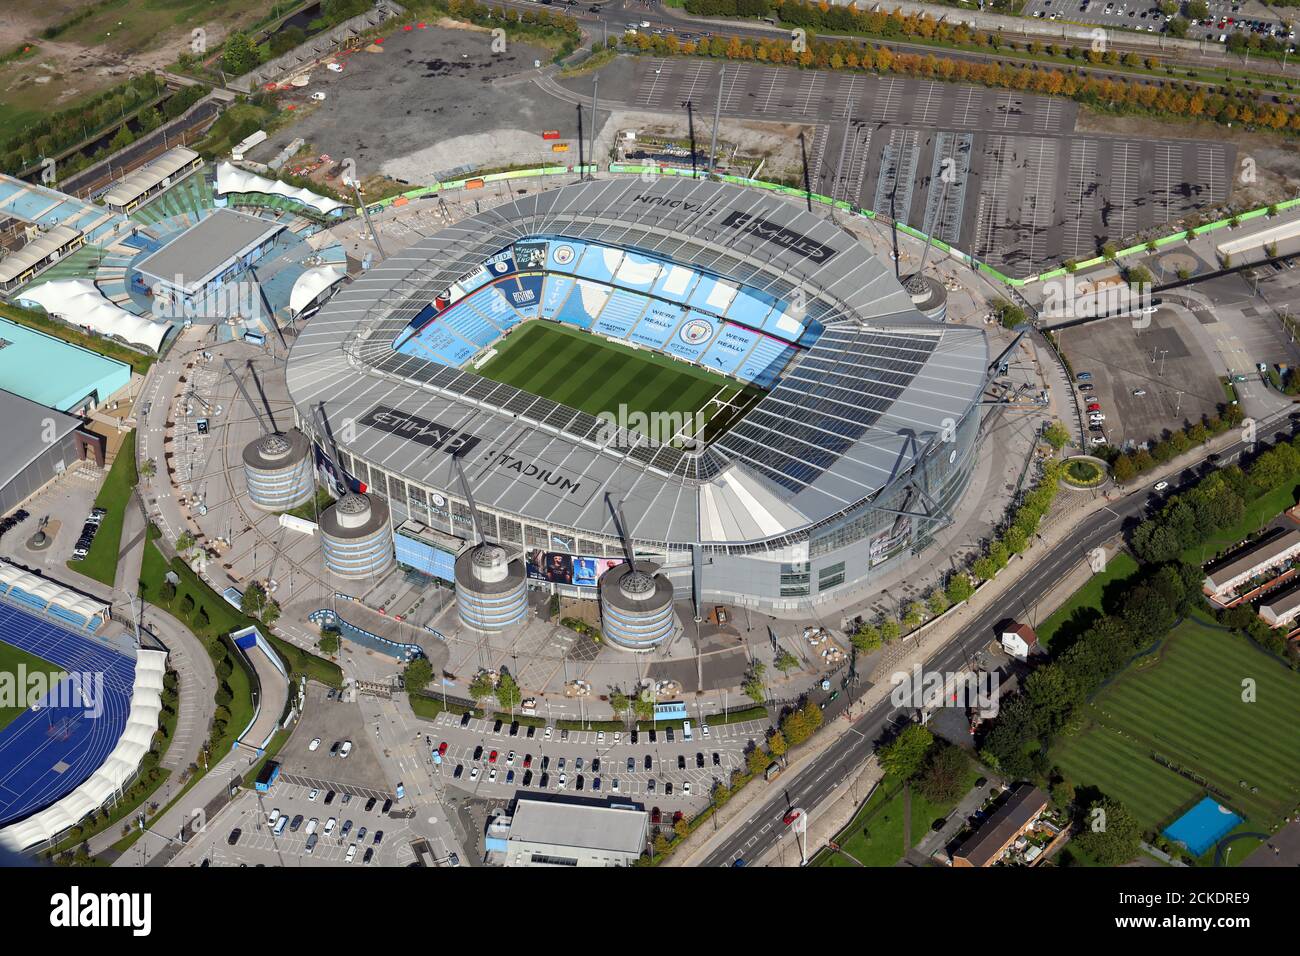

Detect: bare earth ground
[0,0,263,134]
[1075,110,1300,207]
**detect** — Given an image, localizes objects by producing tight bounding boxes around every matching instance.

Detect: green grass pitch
[0,640,64,733]
[475,321,765,443]
[1052,613,1300,843]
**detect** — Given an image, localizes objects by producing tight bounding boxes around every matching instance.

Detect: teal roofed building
[0,317,132,413]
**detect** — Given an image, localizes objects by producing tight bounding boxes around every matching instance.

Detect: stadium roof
[19,278,173,352]
[286,178,987,547]
[215,161,349,216]
[101,146,200,209]
[0,225,82,285]
[135,208,284,295]
[0,389,83,494]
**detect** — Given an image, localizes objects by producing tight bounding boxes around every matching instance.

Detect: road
[700,409,1300,867]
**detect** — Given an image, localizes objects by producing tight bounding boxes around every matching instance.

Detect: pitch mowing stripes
[1053,621,1300,830]
[476,322,751,432]
[1054,730,1201,829]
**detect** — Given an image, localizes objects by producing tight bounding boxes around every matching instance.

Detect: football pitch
[1051,615,1300,848]
[0,640,64,733]
[476,321,764,444]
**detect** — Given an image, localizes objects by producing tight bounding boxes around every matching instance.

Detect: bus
[254,760,281,793]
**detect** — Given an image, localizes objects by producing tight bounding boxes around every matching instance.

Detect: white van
[273,816,288,836]
[682,720,693,742]
[305,817,319,836]
[345,842,358,863]
[268,808,280,826]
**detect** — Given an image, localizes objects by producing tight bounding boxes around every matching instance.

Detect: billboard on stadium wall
[526,550,622,587]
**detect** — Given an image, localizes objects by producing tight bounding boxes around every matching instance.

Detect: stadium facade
[285,178,989,617]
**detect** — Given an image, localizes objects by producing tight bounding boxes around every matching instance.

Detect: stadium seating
[394,237,820,386]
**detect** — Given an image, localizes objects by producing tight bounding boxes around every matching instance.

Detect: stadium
[285,177,990,628]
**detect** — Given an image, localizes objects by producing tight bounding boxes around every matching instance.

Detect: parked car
[227,828,242,845]
[453,764,464,779]
[339,741,353,759]
[309,737,321,751]
[364,797,377,812]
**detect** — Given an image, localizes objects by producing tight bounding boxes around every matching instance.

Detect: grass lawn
[71,430,137,586]
[813,778,908,867]
[0,640,63,732]
[1181,477,1300,565]
[1037,551,1140,648]
[1052,613,1300,851]
[475,321,764,444]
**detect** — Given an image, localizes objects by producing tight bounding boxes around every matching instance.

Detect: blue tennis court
[0,602,135,828]
[1163,796,1243,857]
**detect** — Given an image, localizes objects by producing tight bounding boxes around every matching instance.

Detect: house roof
[954,783,1049,867]
[1001,621,1038,645]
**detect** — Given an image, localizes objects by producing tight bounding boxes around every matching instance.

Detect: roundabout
[1059,456,1110,490]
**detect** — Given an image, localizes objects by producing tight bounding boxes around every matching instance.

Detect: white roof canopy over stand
[0,648,167,852]
[290,264,346,316]
[19,278,173,353]
[215,161,348,216]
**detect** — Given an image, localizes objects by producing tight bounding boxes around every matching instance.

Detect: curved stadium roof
[285,178,988,548]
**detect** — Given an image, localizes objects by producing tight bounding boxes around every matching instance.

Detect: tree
[405,656,433,694]
[468,672,494,703]
[261,599,280,627]
[747,745,770,776]
[1042,420,1070,451]
[1073,796,1142,865]
[852,622,882,653]
[915,742,970,804]
[878,723,933,779]
[159,579,176,605]
[880,618,900,643]
[926,588,950,617]
[609,690,629,714]
[221,32,257,76]
[176,531,196,552]
[319,630,340,656]
[946,573,975,605]
[774,649,799,673]
[768,729,787,759]
[496,672,522,712]
[902,601,925,630]
[179,593,195,619]
[240,581,267,618]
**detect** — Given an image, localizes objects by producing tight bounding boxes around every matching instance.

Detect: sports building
[286,178,989,617]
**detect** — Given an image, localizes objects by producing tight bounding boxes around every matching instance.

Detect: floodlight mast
[453,451,485,546]
[223,357,274,434]
[312,402,347,491]
[611,497,637,568]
